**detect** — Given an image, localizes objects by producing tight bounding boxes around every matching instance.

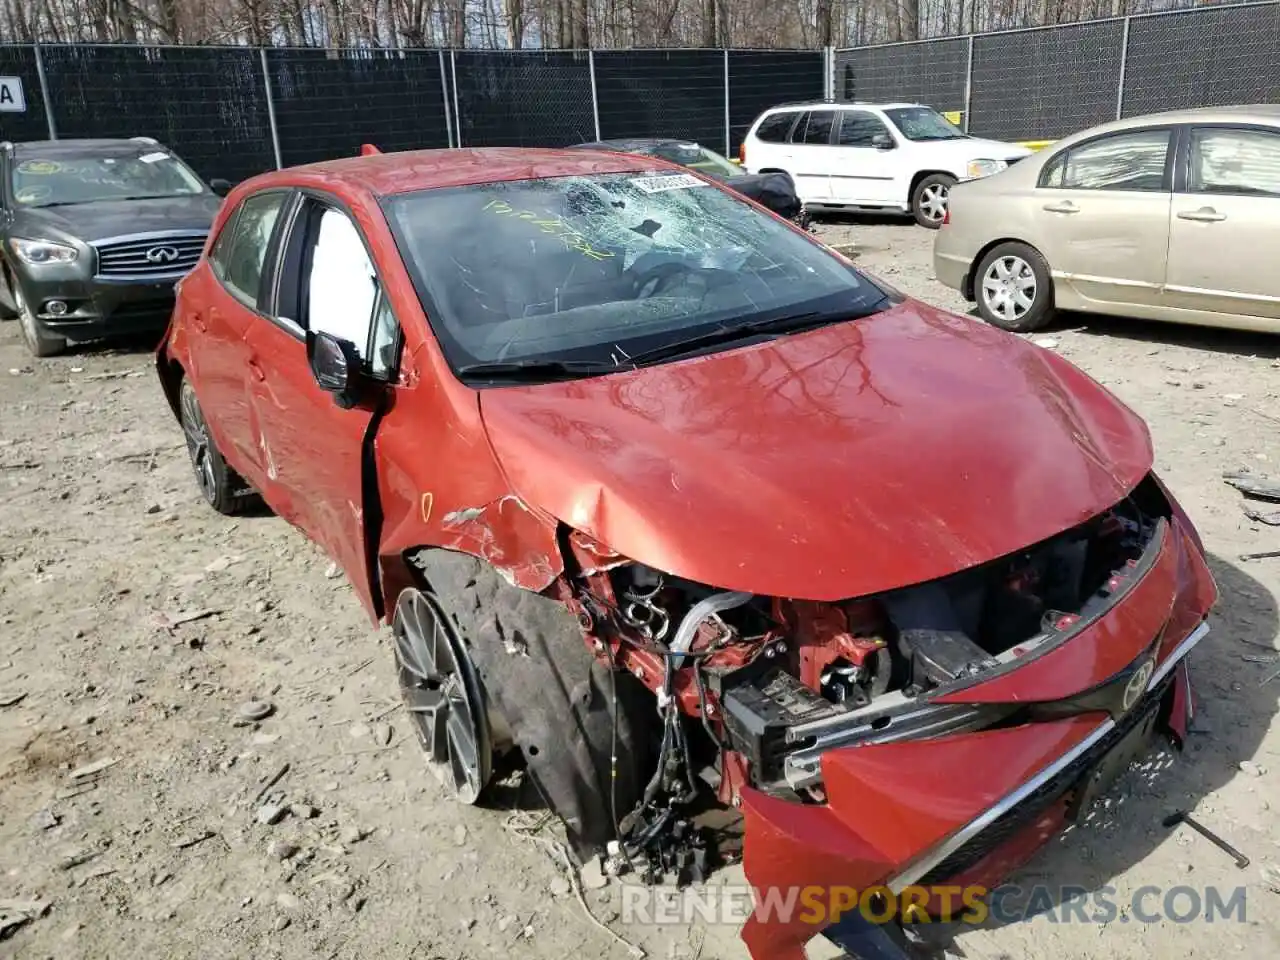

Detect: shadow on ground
[1049,312,1280,361]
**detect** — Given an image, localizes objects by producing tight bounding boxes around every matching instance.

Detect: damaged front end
[406,470,1216,959]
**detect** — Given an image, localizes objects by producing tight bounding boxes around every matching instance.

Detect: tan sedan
[933,105,1280,333]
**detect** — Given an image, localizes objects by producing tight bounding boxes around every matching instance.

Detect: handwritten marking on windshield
[481,198,615,261]
[16,160,62,175]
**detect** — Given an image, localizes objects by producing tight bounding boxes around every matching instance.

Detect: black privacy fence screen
[0,46,822,184]
[0,2,1277,184]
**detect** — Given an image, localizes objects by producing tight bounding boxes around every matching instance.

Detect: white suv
[740,101,1033,228]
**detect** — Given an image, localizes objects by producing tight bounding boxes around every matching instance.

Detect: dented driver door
[240,194,398,620]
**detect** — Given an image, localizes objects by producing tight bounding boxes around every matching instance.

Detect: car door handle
[1177,207,1227,222]
[247,358,266,382]
[1042,201,1079,214]
[191,313,207,333]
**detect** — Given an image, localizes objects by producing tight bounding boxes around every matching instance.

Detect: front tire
[911,173,956,229]
[974,241,1055,332]
[178,378,256,515]
[15,284,66,358]
[392,587,495,805]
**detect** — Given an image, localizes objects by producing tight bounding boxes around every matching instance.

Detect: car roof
[578,138,700,150]
[9,138,168,157]
[1068,104,1280,137]
[764,100,919,112]
[267,146,662,197]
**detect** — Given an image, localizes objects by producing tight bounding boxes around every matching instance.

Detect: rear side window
[755,112,799,143]
[1041,129,1171,192]
[796,111,837,145]
[1189,127,1280,197]
[213,191,287,307]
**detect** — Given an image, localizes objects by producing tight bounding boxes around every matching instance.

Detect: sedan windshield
[648,143,743,178]
[884,107,967,142]
[384,171,887,378]
[11,152,206,207]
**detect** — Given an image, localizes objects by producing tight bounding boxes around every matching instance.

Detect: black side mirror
[209,178,232,197]
[307,330,362,409]
[872,133,895,151]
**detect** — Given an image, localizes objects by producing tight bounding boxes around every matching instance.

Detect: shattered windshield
[884,107,967,142]
[385,171,884,377]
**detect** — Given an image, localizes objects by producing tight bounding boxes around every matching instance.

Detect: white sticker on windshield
[139,151,169,163]
[630,173,706,193]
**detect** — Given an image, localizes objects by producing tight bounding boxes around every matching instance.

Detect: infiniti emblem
[145,246,180,264]
[1122,658,1155,713]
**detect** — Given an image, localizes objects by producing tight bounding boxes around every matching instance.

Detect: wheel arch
[155,346,185,423]
[391,543,655,862]
[908,168,957,205]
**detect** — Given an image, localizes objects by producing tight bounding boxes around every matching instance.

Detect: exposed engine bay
[548,476,1170,880]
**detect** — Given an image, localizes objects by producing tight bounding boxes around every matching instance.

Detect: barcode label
[630,173,707,193]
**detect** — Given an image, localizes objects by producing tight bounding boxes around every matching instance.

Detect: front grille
[918,670,1175,884]
[94,233,206,279]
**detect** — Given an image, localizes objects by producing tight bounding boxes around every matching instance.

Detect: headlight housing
[965,158,1008,180]
[10,238,78,265]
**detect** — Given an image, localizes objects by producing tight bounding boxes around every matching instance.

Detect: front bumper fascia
[736,515,1216,960]
[15,268,183,341]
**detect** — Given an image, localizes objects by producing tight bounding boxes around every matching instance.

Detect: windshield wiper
[625,308,871,367]
[30,194,184,208]
[456,358,627,383]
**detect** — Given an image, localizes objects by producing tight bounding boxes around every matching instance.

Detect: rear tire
[974,241,1056,332]
[15,285,66,358]
[911,173,956,229]
[178,378,257,515]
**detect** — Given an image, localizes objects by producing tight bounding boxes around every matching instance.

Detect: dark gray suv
[0,138,230,357]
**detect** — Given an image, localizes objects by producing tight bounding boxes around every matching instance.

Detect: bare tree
[0,0,1224,48]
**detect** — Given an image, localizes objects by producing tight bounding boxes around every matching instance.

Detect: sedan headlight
[10,238,78,265]
[965,158,1008,180]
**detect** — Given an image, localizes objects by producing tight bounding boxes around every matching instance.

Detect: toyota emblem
[1122,658,1155,713]
[145,246,180,264]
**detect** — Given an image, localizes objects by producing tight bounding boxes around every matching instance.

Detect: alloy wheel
[179,384,219,503]
[981,255,1038,324]
[393,588,492,804]
[919,183,949,223]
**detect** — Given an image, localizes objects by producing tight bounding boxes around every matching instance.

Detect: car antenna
[360,143,382,156]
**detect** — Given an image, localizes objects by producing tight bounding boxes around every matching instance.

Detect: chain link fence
[836,0,1280,140]
[1,2,1277,185]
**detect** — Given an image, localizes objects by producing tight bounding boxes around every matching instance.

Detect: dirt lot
[2,219,1279,960]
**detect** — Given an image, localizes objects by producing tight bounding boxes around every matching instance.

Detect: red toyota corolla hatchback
[156,147,1217,959]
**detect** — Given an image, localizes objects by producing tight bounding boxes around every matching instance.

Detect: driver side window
[301,205,400,378]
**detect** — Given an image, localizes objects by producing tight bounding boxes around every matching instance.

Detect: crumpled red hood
[479,299,1152,600]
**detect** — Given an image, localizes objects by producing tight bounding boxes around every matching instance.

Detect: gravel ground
[2,216,1279,960]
